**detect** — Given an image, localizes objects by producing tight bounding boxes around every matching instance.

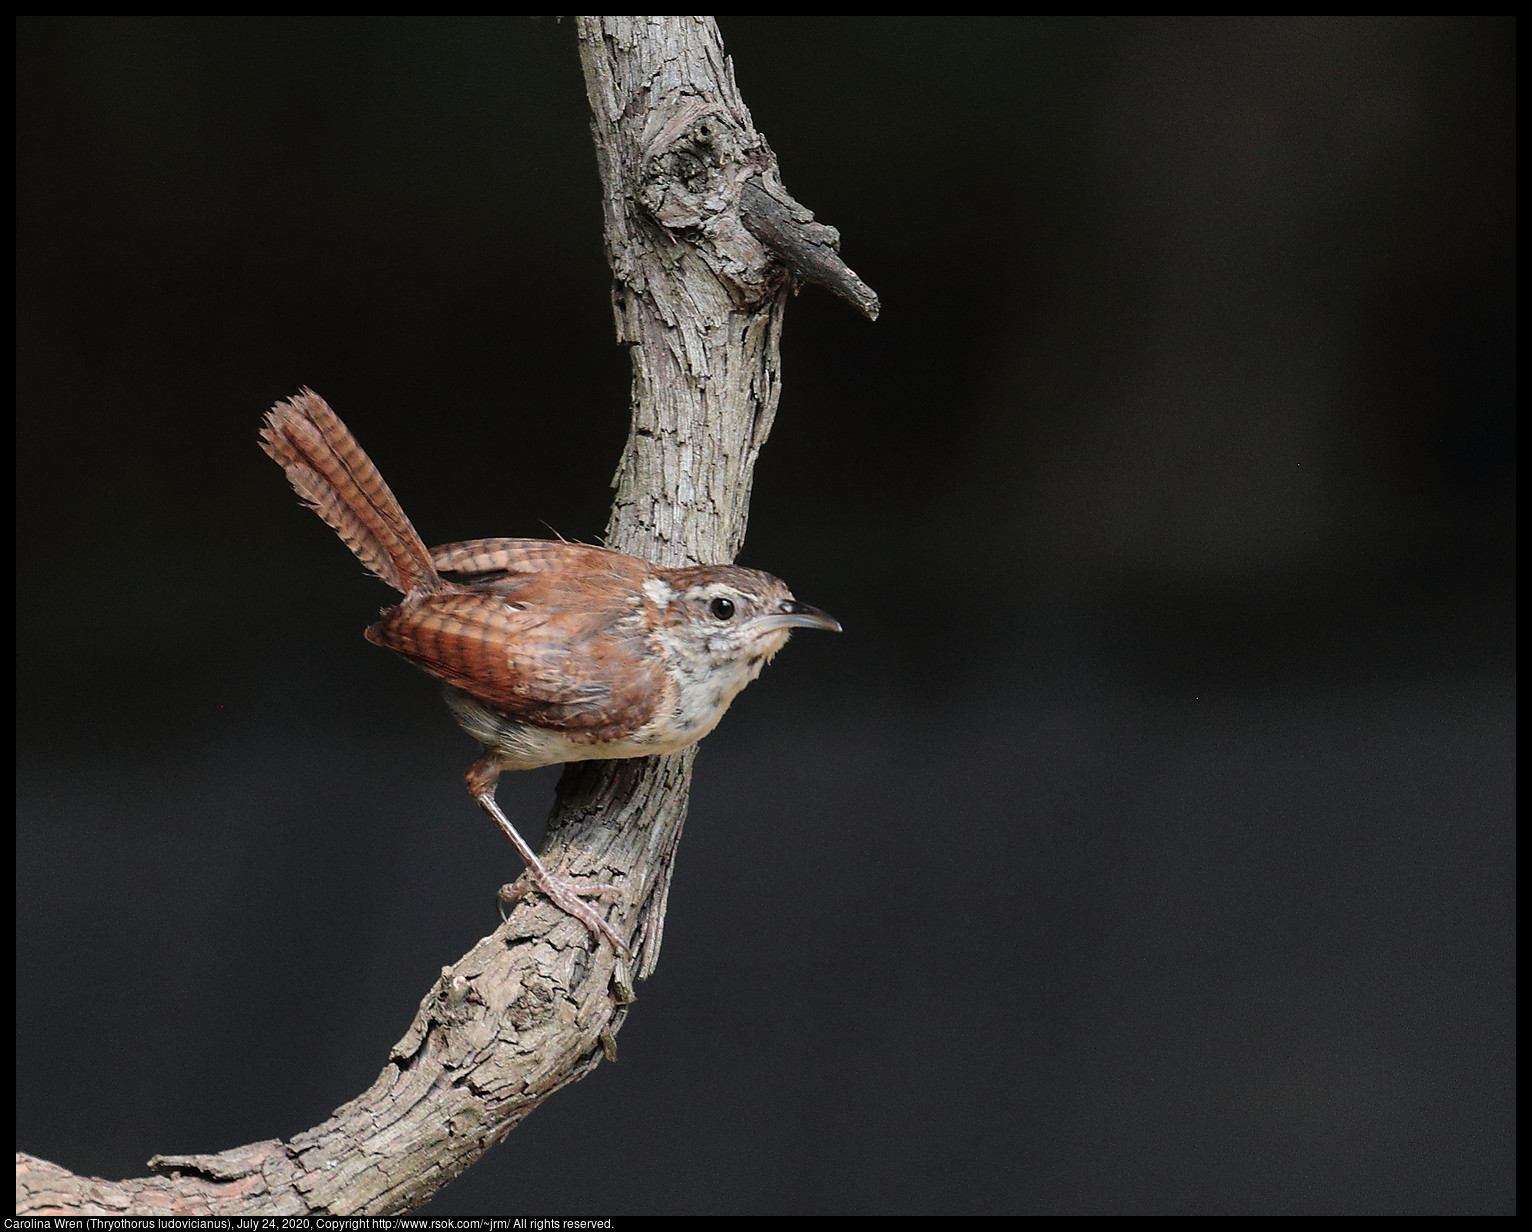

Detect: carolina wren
[260,390,840,956]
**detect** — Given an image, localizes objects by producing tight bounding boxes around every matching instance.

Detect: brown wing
[430,538,647,583]
[366,578,666,739]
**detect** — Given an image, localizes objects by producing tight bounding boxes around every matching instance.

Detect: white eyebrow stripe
[642,578,675,607]
[683,582,741,602]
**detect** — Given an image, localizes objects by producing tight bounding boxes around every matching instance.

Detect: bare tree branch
[16,15,874,1216]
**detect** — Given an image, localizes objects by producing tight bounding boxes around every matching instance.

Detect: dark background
[16,17,1514,1216]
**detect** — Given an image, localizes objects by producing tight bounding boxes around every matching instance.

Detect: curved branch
[17,15,874,1216]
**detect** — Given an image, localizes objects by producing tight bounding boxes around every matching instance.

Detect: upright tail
[260,389,441,596]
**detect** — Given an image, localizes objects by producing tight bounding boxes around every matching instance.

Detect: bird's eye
[710,596,736,620]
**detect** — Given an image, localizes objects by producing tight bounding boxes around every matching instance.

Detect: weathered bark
[17,15,874,1216]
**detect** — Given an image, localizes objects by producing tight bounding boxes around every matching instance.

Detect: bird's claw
[498,865,630,958]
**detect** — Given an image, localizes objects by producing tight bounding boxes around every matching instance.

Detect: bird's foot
[499,859,629,958]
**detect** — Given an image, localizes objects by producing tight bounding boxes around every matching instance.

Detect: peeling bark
[17,15,875,1216]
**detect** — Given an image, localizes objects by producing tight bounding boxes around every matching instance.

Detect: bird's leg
[467,755,630,957]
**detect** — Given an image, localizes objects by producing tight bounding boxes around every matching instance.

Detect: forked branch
[16,15,874,1216]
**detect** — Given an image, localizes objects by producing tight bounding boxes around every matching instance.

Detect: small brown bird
[260,390,840,956]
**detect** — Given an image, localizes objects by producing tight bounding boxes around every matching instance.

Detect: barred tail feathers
[260,389,440,595]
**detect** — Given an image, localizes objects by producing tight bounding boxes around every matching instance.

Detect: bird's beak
[749,599,843,635]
